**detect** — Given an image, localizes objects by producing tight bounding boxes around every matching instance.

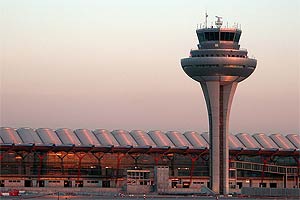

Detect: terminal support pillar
[91,152,105,175]
[154,155,160,165]
[200,81,237,195]
[115,153,126,187]
[153,153,164,165]
[261,159,267,186]
[75,152,87,180]
[189,154,200,185]
[166,154,175,176]
[56,152,68,175]
[35,152,47,187]
[129,153,141,168]
[259,155,273,187]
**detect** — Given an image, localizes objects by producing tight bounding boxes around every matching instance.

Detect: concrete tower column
[200,81,237,194]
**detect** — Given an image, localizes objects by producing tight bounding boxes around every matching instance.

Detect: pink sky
[1,0,299,134]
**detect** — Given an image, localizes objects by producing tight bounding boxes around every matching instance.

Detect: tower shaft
[201,81,237,194]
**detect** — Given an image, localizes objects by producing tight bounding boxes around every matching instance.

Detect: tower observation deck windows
[234,32,241,42]
[204,32,219,41]
[198,32,205,42]
[220,32,234,41]
[199,31,239,42]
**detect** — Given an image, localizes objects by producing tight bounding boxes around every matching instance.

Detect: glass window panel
[209,32,214,41]
[229,33,234,41]
[214,32,219,40]
[204,32,209,41]
[225,32,230,40]
[198,32,205,42]
[234,32,241,42]
[221,32,225,40]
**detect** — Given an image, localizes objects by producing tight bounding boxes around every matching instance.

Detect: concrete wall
[3,180,23,187]
[45,180,64,187]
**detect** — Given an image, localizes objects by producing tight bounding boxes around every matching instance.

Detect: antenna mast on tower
[205,11,208,28]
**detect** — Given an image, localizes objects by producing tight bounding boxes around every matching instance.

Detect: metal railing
[231,161,298,176]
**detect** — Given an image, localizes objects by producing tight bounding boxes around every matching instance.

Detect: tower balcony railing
[190,48,248,51]
[231,160,298,176]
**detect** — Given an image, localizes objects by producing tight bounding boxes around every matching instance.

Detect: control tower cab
[182,24,256,84]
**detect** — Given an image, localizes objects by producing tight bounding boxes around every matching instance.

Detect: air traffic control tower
[181,17,257,194]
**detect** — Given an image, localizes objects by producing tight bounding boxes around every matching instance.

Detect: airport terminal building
[0,127,299,194]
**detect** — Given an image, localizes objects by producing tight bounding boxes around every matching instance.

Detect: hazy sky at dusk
[1,0,299,134]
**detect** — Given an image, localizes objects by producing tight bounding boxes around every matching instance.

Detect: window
[237,182,243,189]
[204,32,219,41]
[87,180,99,183]
[234,32,241,42]
[212,32,219,40]
[259,183,266,188]
[183,182,190,188]
[229,170,236,178]
[127,170,151,186]
[178,167,190,176]
[221,32,234,41]
[105,167,113,176]
[229,182,236,189]
[270,183,277,188]
[198,32,205,42]
[25,180,32,187]
[193,182,203,184]
[221,32,225,40]
[172,181,178,188]
[204,32,209,41]
[75,181,83,187]
[64,180,72,187]
[228,32,234,41]
[102,180,110,188]
[9,180,20,183]
[49,180,60,183]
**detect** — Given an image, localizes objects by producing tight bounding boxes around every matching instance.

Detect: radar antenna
[215,16,223,28]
